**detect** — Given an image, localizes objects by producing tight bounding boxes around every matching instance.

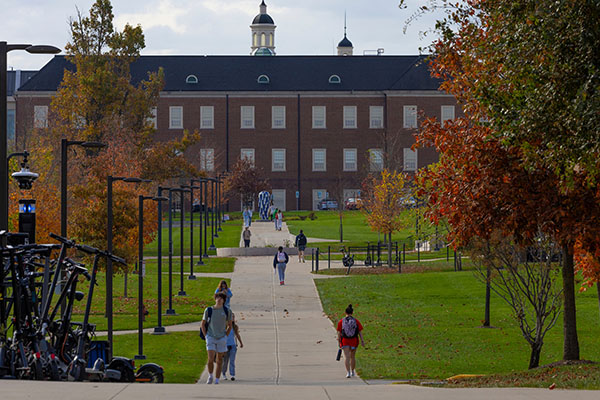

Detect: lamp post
[136,194,168,360]
[1,42,61,231]
[173,187,190,296]
[106,175,147,358]
[216,174,223,232]
[184,180,203,280]
[202,179,209,258]
[153,186,167,334]
[165,187,176,315]
[190,178,205,267]
[208,178,216,251]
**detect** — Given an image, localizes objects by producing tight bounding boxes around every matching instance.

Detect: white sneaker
[346,372,351,378]
[206,376,213,384]
[222,374,227,380]
[214,378,220,385]
[351,370,356,376]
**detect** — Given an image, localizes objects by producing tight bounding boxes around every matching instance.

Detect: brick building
[14,2,457,211]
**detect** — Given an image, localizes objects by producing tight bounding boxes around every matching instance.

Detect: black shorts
[298,246,306,251]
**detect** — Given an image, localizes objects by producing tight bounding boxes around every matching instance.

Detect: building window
[403,148,417,172]
[312,106,326,129]
[272,189,286,211]
[272,106,286,129]
[403,105,417,129]
[200,106,214,129]
[240,148,255,166]
[148,107,157,129]
[329,75,341,84]
[369,148,384,172]
[272,148,286,171]
[343,148,357,171]
[33,105,48,129]
[185,75,198,84]
[253,33,258,47]
[343,106,357,129]
[312,148,327,172]
[261,33,266,46]
[7,109,15,141]
[200,148,214,171]
[370,106,384,128]
[441,105,455,124]
[169,106,183,129]
[241,106,255,129]
[257,74,270,84]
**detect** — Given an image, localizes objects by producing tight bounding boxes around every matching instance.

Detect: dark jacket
[295,233,307,247]
[273,251,289,268]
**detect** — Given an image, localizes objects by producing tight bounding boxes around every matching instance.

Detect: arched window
[253,33,258,47]
[257,74,270,84]
[186,75,198,84]
[328,75,341,84]
[261,33,266,46]
[269,33,273,46]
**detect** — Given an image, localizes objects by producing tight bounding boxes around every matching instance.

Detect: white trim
[169,106,183,129]
[343,105,357,129]
[343,148,357,171]
[240,105,255,129]
[158,90,452,98]
[272,148,286,172]
[312,106,326,129]
[312,148,327,172]
[271,105,286,129]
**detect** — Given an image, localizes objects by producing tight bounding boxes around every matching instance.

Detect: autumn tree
[223,158,270,209]
[361,169,407,267]
[406,0,600,362]
[17,0,199,266]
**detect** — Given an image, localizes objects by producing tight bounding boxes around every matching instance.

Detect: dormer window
[257,74,270,84]
[186,75,198,84]
[329,75,341,84]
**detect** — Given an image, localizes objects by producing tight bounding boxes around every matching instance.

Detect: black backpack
[341,316,358,339]
[199,306,230,340]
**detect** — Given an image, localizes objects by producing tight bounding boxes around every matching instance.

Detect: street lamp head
[153,196,169,202]
[81,141,106,149]
[11,167,39,190]
[25,45,61,54]
[122,177,143,183]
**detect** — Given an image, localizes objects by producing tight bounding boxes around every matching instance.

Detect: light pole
[216,174,223,232]
[136,194,168,360]
[173,187,190,296]
[184,180,202,279]
[202,179,209,258]
[208,178,216,251]
[153,186,167,334]
[61,139,106,238]
[165,187,176,315]
[1,42,60,231]
[190,178,205,267]
[106,175,147,358]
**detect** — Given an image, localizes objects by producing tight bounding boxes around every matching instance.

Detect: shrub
[299,215,307,221]
[308,212,317,220]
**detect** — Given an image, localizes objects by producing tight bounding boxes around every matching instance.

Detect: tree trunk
[339,213,343,243]
[561,244,580,361]
[388,237,393,268]
[528,341,543,369]
[483,266,491,327]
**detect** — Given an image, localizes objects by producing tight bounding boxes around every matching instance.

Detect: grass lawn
[71,257,235,331]
[96,331,205,384]
[144,217,243,257]
[315,270,600,386]
[313,259,475,275]
[285,210,439,245]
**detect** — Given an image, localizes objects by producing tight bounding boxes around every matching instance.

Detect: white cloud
[114,0,190,35]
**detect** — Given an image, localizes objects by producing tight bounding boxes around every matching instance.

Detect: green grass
[71,257,235,331]
[313,259,475,275]
[285,210,441,246]
[315,270,600,383]
[144,217,243,256]
[97,331,205,384]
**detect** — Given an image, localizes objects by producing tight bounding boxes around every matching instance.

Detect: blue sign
[295,191,299,198]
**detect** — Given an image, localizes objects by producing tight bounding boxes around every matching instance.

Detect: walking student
[243,226,251,248]
[295,229,307,262]
[273,246,289,285]
[276,209,283,231]
[215,280,233,308]
[201,292,232,384]
[273,208,279,230]
[222,312,244,381]
[337,304,364,378]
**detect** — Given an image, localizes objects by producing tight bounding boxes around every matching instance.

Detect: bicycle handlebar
[49,233,127,265]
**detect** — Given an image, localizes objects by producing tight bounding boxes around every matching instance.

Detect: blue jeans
[222,345,238,376]
[277,263,286,282]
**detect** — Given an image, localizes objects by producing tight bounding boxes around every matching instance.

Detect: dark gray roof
[252,13,274,24]
[7,70,38,96]
[18,55,441,93]
[338,35,353,48]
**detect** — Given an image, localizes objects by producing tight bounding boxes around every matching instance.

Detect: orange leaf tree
[362,169,407,267]
[223,158,270,208]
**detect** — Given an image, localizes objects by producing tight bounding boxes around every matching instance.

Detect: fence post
[316,248,319,272]
[447,245,449,262]
[312,248,314,272]
[377,241,381,266]
[418,242,421,263]
[395,242,399,266]
[328,246,331,269]
[403,243,406,264]
[454,250,457,271]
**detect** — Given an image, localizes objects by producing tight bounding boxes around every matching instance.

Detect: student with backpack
[337,304,364,378]
[221,312,244,381]
[201,292,232,384]
[215,280,233,308]
[273,246,289,285]
[295,230,307,263]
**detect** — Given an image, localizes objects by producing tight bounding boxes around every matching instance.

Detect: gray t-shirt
[203,306,231,339]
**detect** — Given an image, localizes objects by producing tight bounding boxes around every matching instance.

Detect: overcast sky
[1,0,446,71]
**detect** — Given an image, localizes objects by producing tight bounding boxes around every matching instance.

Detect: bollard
[328,246,331,269]
[403,243,406,264]
[312,248,314,272]
[315,248,320,272]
